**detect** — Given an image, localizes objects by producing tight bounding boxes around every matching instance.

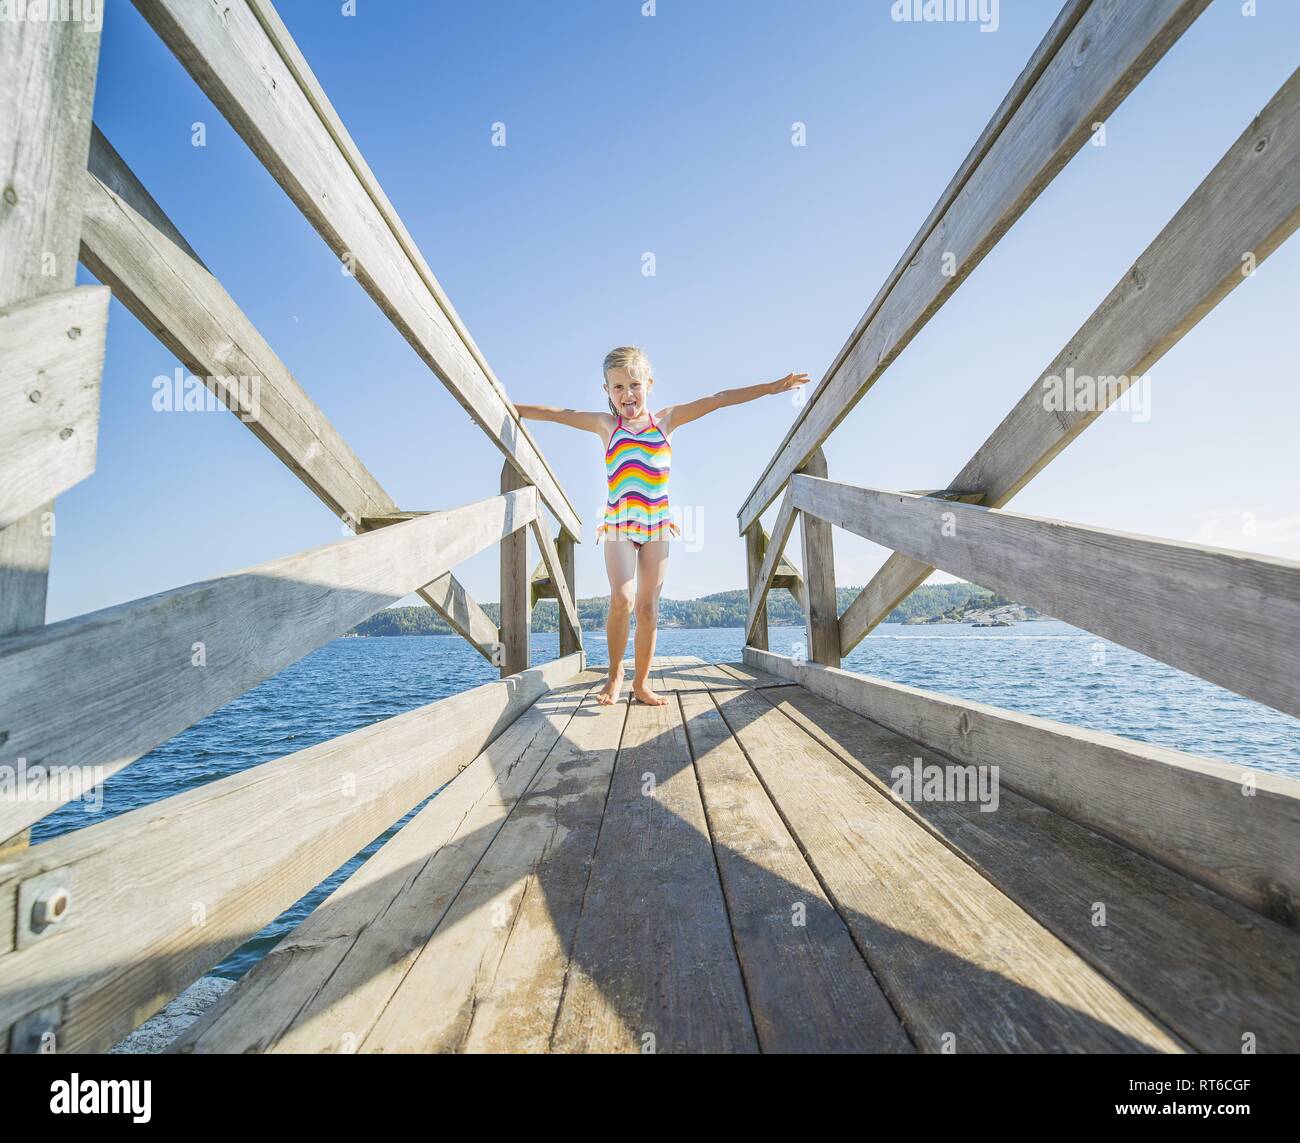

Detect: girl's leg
[631,540,670,705]
[599,539,637,705]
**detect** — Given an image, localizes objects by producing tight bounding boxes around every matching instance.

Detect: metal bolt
[31,886,71,930]
[67,325,81,339]
[3,186,17,206]
[59,427,74,441]
[28,390,41,403]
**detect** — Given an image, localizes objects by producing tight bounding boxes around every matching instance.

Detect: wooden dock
[2,1,1298,1055]
[159,656,1294,1055]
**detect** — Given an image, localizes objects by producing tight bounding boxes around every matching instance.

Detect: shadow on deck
[170,657,1300,1055]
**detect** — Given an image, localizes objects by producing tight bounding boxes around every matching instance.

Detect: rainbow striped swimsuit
[598,413,678,545]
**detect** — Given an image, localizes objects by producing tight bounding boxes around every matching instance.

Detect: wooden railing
[0,2,583,1052]
[740,2,1300,921]
[742,1,1300,669]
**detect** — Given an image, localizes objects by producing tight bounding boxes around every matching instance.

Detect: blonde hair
[602,346,653,416]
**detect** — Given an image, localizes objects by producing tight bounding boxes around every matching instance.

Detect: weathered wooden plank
[744,524,768,650]
[558,531,581,659]
[0,508,51,636]
[131,0,581,538]
[839,69,1300,649]
[0,489,538,838]
[680,691,912,1052]
[795,477,1300,720]
[414,572,500,661]
[174,675,600,1053]
[499,463,530,677]
[551,698,758,1053]
[744,486,798,645]
[712,687,1183,1053]
[800,0,1090,447]
[0,13,103,634]
[0,653,584,1054]
[712,662,797,691]
[744,648,1300,931]
[356,686,626,1053]
[767,685,1300,1054]
[81,134,496,662]
[655,659,747,694]
[798,451,839,667]
[530,519,581,652]
[738,0,1210,533]
[0,287,108,531]
[81,132,392,523]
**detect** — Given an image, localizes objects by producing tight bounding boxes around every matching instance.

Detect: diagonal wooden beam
[529,519,582,651]
[743,487,799,646]
[358,514,499,661]
[131,0,581,538]
[738,0,1211,534]
[838,69,1300,653]
[81,130,496,662]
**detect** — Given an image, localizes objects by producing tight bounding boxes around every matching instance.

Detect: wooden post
[798,449,839,667]
[499,462,530,676]
[558,530,581,657]
[0,17,104,636]
[744,524,768,650]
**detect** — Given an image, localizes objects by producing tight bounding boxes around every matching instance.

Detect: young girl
[516,346,810,706]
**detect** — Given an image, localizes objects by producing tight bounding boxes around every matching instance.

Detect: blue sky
[56,0,1300,621]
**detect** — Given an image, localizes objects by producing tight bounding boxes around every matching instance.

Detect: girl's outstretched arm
[515,405,614,437]
[657,373,811,434]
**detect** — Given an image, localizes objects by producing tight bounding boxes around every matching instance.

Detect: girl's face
[604,368,652,420]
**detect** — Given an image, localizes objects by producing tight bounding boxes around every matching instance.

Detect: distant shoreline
[349,583,1043,637]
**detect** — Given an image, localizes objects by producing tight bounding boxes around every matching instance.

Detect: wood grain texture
[0,286,107,530]
[839,69,1300,649]
[530,519,581,652]
[0,489,537,838]
[358,686,626,1052]
[744,486,798,644]
[173,675,600,1053]
[767,685,1300,1053]
[558,531,581,658]
[0,13,103,634]
[551,697,758,1053]
[795,477,1300,720]
[744,648,1300,931]
[499,463,530,677]
[797,450,839,667]
[130,0,580,538]
[713,686,1183,1053]
[738,0,1210,533]
[681,690,912,1052]
[752,0,1090,517]
[415,571,500,660]
[0,653,584,1054]
[743,524,769,649]
[81,133,495,663]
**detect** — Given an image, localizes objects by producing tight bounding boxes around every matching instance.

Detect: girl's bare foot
[632,683,668,706]
[597,666,625,705]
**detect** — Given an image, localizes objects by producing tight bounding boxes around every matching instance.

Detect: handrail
[0,490,537,839]
[738,0,1209,534]
[792,477,1300,721]
[0,655,583,1054]
[81,127,502,662]
[837,68,1300,652]
[130,0,582,539]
